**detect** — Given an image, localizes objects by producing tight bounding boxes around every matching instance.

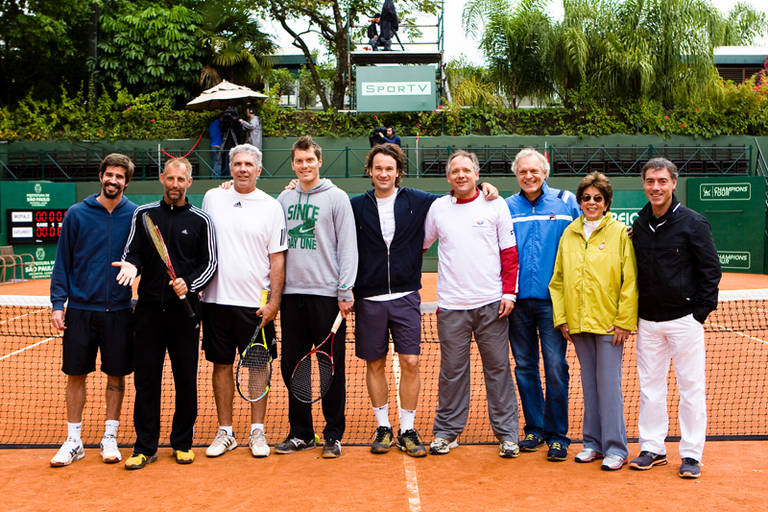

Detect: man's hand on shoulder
[480,182,499,201]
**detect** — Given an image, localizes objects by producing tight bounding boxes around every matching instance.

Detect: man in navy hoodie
[49,153,138,467]
[350,143,497,457]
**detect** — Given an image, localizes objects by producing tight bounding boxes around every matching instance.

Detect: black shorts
[61,308,133,376]
[202,303,278,364]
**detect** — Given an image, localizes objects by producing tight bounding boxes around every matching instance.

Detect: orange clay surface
[1,274,767,511]
[1,441,766,511]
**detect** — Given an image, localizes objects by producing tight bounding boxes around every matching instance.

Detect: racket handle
[331,311,343,333]
[260,289,269,307]
[178,295,196,319]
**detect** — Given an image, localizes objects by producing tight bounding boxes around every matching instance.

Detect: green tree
[197,0,275,89]
[0,0,92,105]
[97,2,203,106]
[463,0,554,108]
[258,0,440,110]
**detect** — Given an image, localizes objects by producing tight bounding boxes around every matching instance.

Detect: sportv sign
[356,65,437,112]
[361,82,432,96]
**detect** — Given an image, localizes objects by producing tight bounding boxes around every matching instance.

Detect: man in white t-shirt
[200,144,287,459]
[423,150,521,458]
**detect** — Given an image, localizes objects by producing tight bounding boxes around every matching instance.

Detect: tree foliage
[257,0,441,110]
[0,0,93,105]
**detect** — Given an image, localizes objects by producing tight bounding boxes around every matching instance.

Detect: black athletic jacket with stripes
[122,199,217,307]
[631,196,721,323]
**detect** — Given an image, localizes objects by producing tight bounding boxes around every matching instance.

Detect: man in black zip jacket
[113,157,217,469]
[350,143,497,457]
[628,157,721,480]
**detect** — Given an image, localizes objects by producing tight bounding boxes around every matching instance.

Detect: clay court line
[0,336,56,361]
[710,323,767,345]
[392,343,422,512]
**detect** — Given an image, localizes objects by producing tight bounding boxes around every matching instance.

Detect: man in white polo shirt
[423,149,521,458]
[201,144,287,459]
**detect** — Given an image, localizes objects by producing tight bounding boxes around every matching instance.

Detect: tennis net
[0,290,766,447]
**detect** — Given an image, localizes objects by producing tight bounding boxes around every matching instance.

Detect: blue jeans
[508,299,570,446]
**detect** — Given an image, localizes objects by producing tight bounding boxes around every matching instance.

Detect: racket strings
[291,352,333,404]
[237,345,271,401]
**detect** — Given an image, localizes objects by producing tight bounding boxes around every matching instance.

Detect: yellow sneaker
[173,449,195,464]
[124,452,157,470]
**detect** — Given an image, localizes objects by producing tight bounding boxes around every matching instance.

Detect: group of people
[49,140,720,480]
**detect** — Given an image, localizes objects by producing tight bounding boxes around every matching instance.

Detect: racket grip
[331,311,343,333]
[179,295,196,319]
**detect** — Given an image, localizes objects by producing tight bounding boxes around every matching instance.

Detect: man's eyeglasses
[581,194,604,203]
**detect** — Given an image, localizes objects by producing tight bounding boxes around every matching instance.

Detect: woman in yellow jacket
[549,172,638,471]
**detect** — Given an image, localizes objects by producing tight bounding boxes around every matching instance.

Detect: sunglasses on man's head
[581,194,603,203]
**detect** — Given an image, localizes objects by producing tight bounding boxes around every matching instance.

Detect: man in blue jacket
[350,143,497,457]
[505,148,580,462]
[49,153,138,467]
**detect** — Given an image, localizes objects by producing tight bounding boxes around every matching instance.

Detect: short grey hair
[641,157,678,180]
[511,147,550,179]
[446,150,480,174]
[229,144,262,167]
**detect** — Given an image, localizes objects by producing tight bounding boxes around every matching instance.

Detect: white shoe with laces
[206,429,237,457]
[249,429,270,458]
[100,434,122,463]
[50,438,85,467]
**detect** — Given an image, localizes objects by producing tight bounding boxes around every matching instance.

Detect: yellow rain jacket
[549,214,638,334]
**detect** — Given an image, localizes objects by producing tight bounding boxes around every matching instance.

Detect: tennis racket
[142,212,195,319]
[290,311,343,404]
[236,290,272,402]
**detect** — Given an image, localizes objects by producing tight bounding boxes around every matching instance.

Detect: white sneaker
[206,429,237,457]
[249,429,270,458]
[50,438,84,467]
[100,435,122,463]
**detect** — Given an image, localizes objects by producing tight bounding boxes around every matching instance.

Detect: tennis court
[1,274,767,511]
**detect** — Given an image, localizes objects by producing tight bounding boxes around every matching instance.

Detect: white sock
[104,420,119,438]
[373,404,390,427]
[400,408,416,433]
[67,422,82,443]
[250,423,264,435]
[219,425,233,436]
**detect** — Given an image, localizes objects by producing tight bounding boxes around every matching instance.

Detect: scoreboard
[6,208,68,244]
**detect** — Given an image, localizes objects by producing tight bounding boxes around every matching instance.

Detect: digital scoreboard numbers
[7,208,67,244]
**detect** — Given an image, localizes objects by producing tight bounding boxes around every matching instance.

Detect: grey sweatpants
[571,333,628,458]
[433,302,519,442]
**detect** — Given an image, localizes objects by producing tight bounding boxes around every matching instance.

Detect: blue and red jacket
[505,182,580,300]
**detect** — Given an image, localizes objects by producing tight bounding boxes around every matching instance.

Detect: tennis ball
[314,433,321,444]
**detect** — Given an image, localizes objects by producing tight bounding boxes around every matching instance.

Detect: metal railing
[0,144,755,181]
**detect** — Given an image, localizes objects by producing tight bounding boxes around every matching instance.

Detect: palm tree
[197,0,275,89]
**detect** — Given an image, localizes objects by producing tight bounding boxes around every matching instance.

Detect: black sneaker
[546,442,568,461]
[629,450,668,470]
[371,426,394,454]
[274,436,316,454]
[679,458,701,479]
[519,433,544,452]
[322,438,342,458]
[397,429,427,457]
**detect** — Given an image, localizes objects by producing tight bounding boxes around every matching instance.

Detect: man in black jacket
[628,157,721,479]
[114,157,217,469]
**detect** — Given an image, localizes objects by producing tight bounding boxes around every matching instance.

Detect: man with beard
[114,157,217,469]
[50,153,138,467]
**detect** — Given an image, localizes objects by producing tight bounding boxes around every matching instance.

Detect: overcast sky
[444,0,768,65]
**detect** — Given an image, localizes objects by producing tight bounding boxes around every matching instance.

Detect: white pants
[636,314,706,461]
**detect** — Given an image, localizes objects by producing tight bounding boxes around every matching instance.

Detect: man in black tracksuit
[114,157,217,469]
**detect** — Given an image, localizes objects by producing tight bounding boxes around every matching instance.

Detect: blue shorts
[354,292,421,361]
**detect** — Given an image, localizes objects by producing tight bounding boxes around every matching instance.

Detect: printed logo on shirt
[181,229,189,235]
[233,201,242,208]
[286,202,319,250]
[472,217,490,228]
